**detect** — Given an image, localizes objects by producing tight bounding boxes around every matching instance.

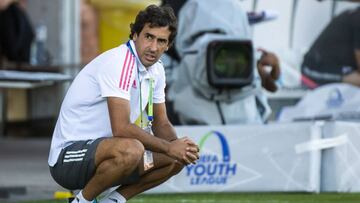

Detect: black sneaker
[68,197,79,203]
[69,196,99,203]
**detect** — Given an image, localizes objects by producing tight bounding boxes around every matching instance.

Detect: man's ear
[133,33,138,42]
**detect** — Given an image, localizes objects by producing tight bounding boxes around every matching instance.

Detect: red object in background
[301,74,318,89]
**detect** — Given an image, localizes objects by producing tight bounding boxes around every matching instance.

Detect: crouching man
[48,5,199,203]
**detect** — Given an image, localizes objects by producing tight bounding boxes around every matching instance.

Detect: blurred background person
[80,0,99,65]
[0,0,34,65]
[301,1,360,88]
[161,0,280,125]
[161,0,280,93]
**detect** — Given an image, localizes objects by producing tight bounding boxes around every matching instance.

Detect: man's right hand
[167,137,199,165]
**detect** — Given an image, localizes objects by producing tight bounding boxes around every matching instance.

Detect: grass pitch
[19,192,360,203]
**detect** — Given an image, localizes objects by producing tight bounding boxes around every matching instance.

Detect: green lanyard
[139,77,154,128]
[127,41,154,128]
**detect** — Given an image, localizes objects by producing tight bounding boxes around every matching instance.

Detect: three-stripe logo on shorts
[63,149,87,163]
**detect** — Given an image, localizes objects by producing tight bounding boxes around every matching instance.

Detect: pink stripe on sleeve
[121,55,134,90]
[125,56,136,91]
[119,50,130,88]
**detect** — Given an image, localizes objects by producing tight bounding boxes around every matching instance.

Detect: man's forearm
[113,123,170,154]
[355,49,360,70]
[342,49,360,87]
[342,71,360,87]
[152,121,178,142]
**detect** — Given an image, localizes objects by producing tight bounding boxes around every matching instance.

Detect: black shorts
[49,137,140,190]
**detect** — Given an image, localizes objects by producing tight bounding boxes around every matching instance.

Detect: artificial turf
[18,192,360,203]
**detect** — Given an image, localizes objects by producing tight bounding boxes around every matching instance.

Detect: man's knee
[122,138,145,159]
[111,138,145,168]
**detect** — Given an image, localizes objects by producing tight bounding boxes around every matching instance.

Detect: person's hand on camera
[257,48,280,92]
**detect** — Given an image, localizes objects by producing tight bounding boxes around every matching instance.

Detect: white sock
[72,190,93,203]
[99,191,126,203]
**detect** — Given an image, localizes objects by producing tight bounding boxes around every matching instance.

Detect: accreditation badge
[142,125,154,171]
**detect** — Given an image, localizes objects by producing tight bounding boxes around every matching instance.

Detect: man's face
[133,23,171,68]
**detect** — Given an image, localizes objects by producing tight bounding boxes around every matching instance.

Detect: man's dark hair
[129,5,177,46]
